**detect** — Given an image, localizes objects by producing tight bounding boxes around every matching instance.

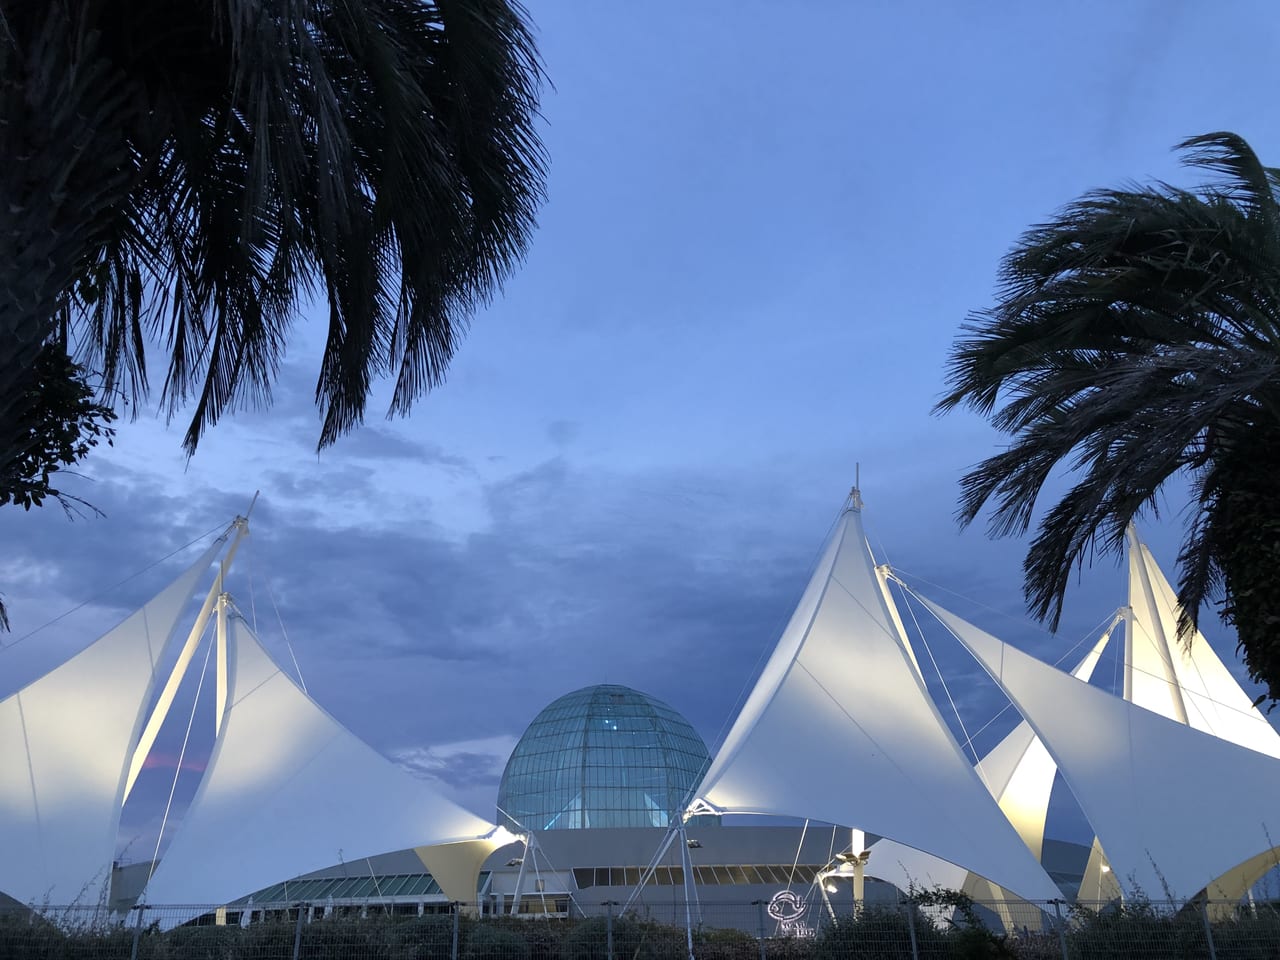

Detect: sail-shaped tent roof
[1126,527,1280,756]
[861,634,1108,896]
[972,635,1108,862]
[691,498,1061,902]
[926,596,1280,900]
[143,611,497,907]
[0,537,223,906]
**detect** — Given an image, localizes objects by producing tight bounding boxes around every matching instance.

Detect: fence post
[129,904,145,960]
[903,901,920,960]
[451,902,461,960]
[605,901,615,960]
[1200,901,1218,960]
[1051,900,1069,960]
[752,900,766,960]
[292,903,306,960]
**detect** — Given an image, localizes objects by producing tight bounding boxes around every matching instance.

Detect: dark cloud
[2,438,1239,840]
[0,448,1124,770]
[323,428,474,469]
[1,439,837,830]
[393,736,517,792]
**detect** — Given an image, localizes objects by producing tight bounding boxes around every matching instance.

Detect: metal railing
[1,898,1277,960]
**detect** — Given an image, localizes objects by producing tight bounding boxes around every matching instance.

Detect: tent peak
[1126,521,1142,549]
[847,485,864,512]
[845,463,865,512]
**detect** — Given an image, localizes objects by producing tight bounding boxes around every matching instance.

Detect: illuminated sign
[766,889,813,938]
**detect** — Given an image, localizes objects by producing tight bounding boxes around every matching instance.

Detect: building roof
[497,684,710,831]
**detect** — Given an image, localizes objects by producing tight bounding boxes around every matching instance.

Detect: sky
[3,0,1280,860]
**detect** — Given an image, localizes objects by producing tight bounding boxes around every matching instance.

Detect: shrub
[156,923,244,960]
[561,916,685,960]
[1065,901,1207,960]
[0,910,66,960]
[813,908,948,960]
[237,917,302,958]
[300,915,398,960]
[905,889,1017,960]
[391,914,459,960]
[504,917,569,960]
[463,922,533,960]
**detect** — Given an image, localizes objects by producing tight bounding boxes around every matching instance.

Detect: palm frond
[5,0,547,454]
[938,132,1280,678]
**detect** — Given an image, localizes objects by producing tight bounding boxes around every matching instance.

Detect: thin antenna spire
[849,463,864,511]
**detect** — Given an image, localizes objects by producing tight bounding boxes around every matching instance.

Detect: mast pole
[1121,605,1134,704]
[623,823,680,913]
[122,513,251,802]
[215,584,229,736]
[509,835,532,915]
[1123,526,1138,702]
[678,818,697,960]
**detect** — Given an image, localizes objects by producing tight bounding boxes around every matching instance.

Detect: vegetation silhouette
[939,132,1280,702]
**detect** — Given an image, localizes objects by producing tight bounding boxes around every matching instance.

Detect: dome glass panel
[497,684,712,831]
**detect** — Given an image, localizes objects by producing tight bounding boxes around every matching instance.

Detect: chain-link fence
[1,899,1278,960]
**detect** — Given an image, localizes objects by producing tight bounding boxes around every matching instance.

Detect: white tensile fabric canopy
[1126,527,1280,756]
[865,634,1107,894]
[974,635,1108,862]
[926,596,1280,900]
[863,839,969,892]
[923,530,1278,901]
[691,500,1061,903]
[142,612,497,907]
[0,539,222,907]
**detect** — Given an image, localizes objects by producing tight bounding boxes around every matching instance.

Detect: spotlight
[837,851,872,864]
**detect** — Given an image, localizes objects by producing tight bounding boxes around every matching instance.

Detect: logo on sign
[766,889,813,938]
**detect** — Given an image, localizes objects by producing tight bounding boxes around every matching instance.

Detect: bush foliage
[1,897,1278,960]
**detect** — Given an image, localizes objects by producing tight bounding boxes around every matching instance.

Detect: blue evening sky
[3,1,1279,851]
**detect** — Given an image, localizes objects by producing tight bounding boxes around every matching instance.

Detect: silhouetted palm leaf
[1,0,546,457]
[938,132,1280,700]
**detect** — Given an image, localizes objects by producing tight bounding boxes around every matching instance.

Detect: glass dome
[497,684,712,831]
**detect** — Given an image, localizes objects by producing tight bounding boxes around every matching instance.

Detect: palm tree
[937,132,1280,703]
[0,0,547,467]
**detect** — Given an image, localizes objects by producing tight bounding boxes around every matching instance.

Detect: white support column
[850,829,867,909]
[509,837,531,915]
[215,590,229,736]
[677,819,697,960]
[875,565,925,681]
[1123,525,1139,703]
[212,511,251,734]
[1122,604,1134,702]
[817,872,836,922]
